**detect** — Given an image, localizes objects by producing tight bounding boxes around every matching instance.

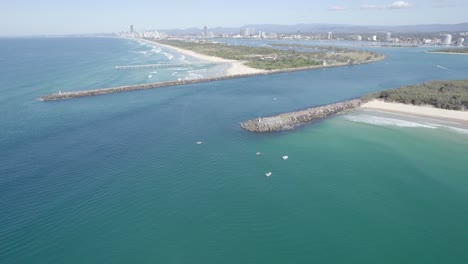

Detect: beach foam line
[361,100,468,124]
[423,123,468,135]
[114,63,190,69]
[345,115,437,128]
[345,113,468,135]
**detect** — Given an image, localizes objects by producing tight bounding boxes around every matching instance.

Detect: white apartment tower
[443,34,452,45]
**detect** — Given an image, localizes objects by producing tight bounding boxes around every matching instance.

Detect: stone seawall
[240,99,362,132]
[39,74,261,101]
[38,56,384,101]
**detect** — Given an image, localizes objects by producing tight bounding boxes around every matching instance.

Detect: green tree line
[363,80,468,110]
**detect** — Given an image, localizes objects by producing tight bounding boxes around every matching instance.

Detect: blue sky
[2,0,468,35]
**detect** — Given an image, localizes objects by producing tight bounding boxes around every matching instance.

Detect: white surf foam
[186,71,203,80]
[345,115,437,128]
[151,47,162,53]
[163,52,174,60]
[423,123,468,135]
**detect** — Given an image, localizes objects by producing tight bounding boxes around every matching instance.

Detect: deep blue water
[1,37,468,264]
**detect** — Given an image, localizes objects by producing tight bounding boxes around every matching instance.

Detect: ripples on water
[1,37,468,264]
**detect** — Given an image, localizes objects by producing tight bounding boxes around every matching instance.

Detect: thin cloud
[432,0,468,8]
[361,1,414,10]
[328,5,347,11]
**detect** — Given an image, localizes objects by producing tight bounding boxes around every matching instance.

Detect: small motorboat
[256,152,261,155]
[148,74,153,78]
[196,141,203,145]
[282,156,289,160]
[265,172,272,177]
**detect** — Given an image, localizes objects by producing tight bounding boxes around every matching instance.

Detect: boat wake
[436,65,450,71]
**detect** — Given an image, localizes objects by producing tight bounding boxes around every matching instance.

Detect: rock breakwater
[39,56,384,101]
[240,99,362,132]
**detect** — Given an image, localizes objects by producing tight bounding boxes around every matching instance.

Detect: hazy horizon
[2,0,468,36]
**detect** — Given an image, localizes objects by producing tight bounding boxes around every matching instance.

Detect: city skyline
[2,0,468,36]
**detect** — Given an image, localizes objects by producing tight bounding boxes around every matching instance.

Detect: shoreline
[427,51,468,56]
[361,100,468,124]
[39,39,385,101]
[143,38,385,76]
[142,39,266,76]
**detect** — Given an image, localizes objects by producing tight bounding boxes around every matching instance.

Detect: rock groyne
[240,99,362,132]
[39,74,263,101]
[39,57,384,101]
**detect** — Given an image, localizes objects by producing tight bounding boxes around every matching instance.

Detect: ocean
[0,37,468,264]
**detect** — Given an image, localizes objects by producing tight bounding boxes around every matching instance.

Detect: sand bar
[427,51,468,56]
[361,100,468,124]
[143,39,265,76]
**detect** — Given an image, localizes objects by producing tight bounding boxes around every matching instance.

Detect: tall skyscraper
[328,32,333,40]
[443,34,452,45]
[203,26,208,38]
[130,25,134,34]
[386,32,392,42]
[457,38,465,46]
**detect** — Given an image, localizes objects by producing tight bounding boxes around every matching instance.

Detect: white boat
[282,156,289,160]
[256,152,261,155]
[148,74,152,78]
[196,141,203,145]
[265,172,272,177]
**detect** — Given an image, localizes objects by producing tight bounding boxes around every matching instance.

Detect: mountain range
[159,23,468,34]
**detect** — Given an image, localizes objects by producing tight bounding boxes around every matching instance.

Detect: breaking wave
[345,115,437,128]
[162,52,174,60]
[345,114,468,135]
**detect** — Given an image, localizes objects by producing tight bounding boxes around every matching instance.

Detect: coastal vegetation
[362,80,468,110]
[152,39,383,70]
[430,48,468,54]
[270,43,383,63]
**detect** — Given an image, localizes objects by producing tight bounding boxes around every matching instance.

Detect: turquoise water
[1,37,468,264]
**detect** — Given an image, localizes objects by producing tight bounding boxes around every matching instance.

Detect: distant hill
[160,23,468,34]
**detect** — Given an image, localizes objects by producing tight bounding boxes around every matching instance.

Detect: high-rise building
[356,35,362,41]
[372,35,377,41]
[268,32,278,39]
[240,28,256,37]
[240,29,248,37]
[457,38,465,46]
[328,32,333,40]
[443,34,452,45]
[203,26,208,38]
[130,25,134,34]
[386,32,392,42]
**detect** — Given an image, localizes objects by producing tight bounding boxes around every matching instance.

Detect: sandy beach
[361,100,468,124]
[144,39,266,76]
